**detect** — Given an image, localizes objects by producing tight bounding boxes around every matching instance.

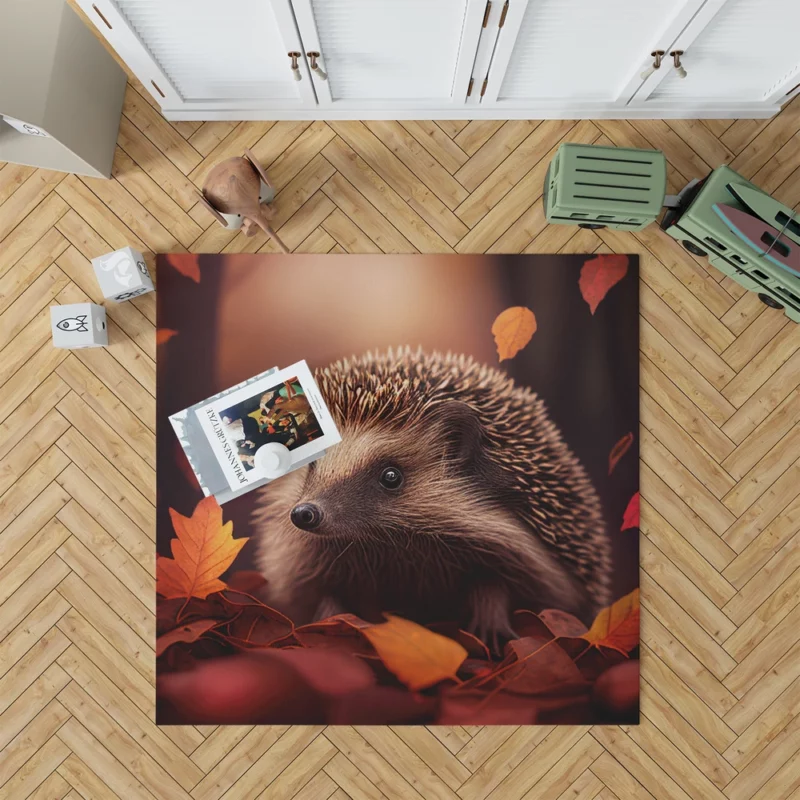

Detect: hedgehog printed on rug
[155,253,640,726]
[253,348,611,652]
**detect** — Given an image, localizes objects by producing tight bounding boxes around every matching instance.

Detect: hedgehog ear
[424,400,486,470]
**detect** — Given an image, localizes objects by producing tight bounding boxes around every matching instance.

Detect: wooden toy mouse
[198,149,289,253]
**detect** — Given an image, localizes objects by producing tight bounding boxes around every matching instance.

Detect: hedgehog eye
[379,466,404,490]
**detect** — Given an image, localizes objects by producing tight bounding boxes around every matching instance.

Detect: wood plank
[400,120,469,174]
[364,120,468,210]
[110,147,202,248]
[328,122,467,247]
[122,85,202,175]
[0,169,64,243]
[322,136,452,252]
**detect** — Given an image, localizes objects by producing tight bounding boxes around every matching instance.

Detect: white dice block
[91,246,154,302]
[51,303,108,349]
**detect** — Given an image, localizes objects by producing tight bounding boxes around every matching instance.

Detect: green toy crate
[661,164,800,323]
[544,143,667,231]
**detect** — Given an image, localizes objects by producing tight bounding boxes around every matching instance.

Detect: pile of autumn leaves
[156,497,639,725]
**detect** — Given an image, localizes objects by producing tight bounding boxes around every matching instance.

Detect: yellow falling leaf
[491,306,537,361]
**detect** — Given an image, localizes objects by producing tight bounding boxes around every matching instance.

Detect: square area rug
[156,253,640,725]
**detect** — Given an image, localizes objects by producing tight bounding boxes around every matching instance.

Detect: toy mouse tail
[254,215,290,254]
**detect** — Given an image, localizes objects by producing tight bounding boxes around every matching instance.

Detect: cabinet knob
[670,50,687,79]
[288,52,302,81]
[307,52,328,81]
[640,51,664,81]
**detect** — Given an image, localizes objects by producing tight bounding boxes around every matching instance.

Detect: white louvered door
[76,0,317,111]
[75,0,793,118]
[289,0,487,108]
[631,0,800,108]
[480,0,707,108]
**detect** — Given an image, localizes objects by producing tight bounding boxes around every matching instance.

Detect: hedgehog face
[272,400,502,543]
[285,426,447,540]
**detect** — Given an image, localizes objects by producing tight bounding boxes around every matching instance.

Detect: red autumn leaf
[329,686,436,725]
[438,692,540,724]
[571,644,628,683]
[156,593,231,635]
[220,604,294,649]
[457,658,495,680]
[511,608,588,642]
[157,649,376,725]
[157,496,248,599]
[360,615,468,690]
[295,615,380,658]
[608,432,634,475]
[583,588,640,655]
[156,619,218,657]
[511,611,552,641]
[579,254,629,314]
[164,253,201,283]
[427,622,491,661]
[159,634,231,675]
[621,491,640,531]
[156,328,178,345]
[498,638,589,696]
[441,637,592,724]
[592,660,640,719]
[539,609,589,638]
[491,306,537,361]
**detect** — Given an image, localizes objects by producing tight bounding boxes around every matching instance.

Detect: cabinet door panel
[78,0,316,109]
[645,0,800,104]
[483,0,703,105]
[291,0,485,106]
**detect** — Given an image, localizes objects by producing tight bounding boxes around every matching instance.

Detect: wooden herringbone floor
[2,51,800,798]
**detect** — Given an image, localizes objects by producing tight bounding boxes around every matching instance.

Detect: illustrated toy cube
[50,303,108,349]
[91,246,154,302]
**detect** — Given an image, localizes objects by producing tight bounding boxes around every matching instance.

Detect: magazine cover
[156,253,640,726]
[172,360,341,500]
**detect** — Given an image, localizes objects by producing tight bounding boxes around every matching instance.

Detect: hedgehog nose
[290,503,323,531]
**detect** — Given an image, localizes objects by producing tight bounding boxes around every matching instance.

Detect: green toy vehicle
[543,143,667,231]
[544,143,800,322]
[660,166,800,323]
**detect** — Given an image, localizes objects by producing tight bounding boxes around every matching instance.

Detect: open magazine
[170,360,341,503]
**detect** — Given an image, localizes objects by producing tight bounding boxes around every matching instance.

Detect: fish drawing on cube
[92,246,154,302]
[51,303,108,349]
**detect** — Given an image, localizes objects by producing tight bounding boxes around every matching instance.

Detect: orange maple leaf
[157,496,248,599]
[491,306,537,361]
[582,588,639,655]
[361,615,468,691]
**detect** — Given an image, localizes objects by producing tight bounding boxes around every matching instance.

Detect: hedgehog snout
[290,502,323,531]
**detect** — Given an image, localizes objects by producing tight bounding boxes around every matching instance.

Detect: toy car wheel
[758,293,784,310]
[682,240,707,257]
[578,223,606,229]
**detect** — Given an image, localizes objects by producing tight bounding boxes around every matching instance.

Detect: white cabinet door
[480,0,706,109]
[633,0,800,109]
[290,0,486,109]
[76,0,317,112]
